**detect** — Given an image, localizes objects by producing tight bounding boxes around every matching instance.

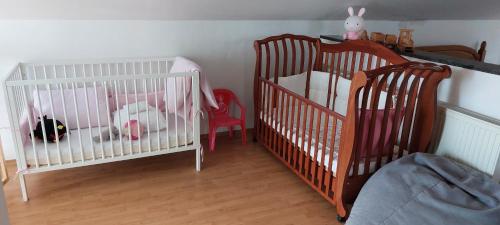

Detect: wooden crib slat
[282,39,288,77]
[299,40,305,74]
[305,106,315,179]
[318,113,330,189]
[349,51,357,78]
[291,39,297,75]
[279,89,286,158]
[273,40,280,84]
[293,98,303,169]
[260,79,267,144]
[283,93,291,161]
[272,87,280,154]
[265,43,271,80]
[298,104,309,174]
[287,96,296,165]
[305,42,314,99]
[311,110,323,181]
[327,118,338,193]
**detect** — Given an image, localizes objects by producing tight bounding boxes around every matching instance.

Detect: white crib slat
[72,65,85,163]
[33,66,52,166]
[174,78,179,147]
[22,85,39,168]
[163,62,170,150]
[132,63,142,154]
[61,66,74,164]
[123,79,133,154]
[153,78,161,151]
[133,78,142,153]
[114,80,124,156]
[91,65,105,159]
[102,64,115,158]
[143,78,152,152]
[44,66,63,165]
[183,78,188,146]
[82,65,96,160]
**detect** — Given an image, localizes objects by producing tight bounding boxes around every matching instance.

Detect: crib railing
[257,77,346,202]
[3,58,201,175]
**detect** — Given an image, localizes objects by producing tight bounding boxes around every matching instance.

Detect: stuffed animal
[343,7,366,40]
[31,115,67,143]
[122,120,144,140]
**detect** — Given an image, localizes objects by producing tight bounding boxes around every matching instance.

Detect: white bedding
[260,109,400,176]
[24,114,193,167]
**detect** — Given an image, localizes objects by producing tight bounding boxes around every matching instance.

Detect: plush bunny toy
[343,7,366,40]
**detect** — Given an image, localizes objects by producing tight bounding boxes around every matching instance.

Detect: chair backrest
[212,89,236,116]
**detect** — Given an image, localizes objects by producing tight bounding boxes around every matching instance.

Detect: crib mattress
[24,114,193,167]
[260,110,402,176]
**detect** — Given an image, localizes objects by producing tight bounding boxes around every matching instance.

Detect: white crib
[3,57,202,201]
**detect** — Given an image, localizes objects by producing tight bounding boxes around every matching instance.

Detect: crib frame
[253,34,451,219]
[3,57,202,201]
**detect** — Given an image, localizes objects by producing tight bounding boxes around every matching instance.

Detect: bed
[253,34,452,220]
[346,153,500,225]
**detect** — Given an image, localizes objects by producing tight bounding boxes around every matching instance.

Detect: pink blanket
[166,56,218,121]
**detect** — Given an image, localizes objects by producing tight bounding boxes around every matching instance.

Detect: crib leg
[195,147,201,172]
[19,173,28,202]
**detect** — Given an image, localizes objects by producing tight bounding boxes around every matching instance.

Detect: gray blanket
[346,153,500,225]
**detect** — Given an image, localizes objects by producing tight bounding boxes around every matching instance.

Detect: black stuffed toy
[31,115,67,143]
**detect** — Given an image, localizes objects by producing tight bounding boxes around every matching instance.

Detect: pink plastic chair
[206,89,246,151]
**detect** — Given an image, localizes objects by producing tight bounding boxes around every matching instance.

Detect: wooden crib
[253,34,451,220]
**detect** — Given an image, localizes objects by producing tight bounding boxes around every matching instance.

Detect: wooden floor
[4,133,341,225]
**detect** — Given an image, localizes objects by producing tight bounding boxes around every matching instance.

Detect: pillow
[113,102,168,132]
[357,108,404,158]
[276,74,307,97]
[33,87,110,129]
[113,91,165,112]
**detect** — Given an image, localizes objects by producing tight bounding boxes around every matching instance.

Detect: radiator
[433,103,500,182]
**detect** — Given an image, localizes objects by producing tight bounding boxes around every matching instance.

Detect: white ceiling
[1,0,500,20]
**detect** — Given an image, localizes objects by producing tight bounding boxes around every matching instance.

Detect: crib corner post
[195,147,201,172]
[335,72,367,218]
[192,71,202,172]
[18,173,28,202]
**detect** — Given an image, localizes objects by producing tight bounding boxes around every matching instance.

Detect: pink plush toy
[343,7,366,40]
[123,120,144,140]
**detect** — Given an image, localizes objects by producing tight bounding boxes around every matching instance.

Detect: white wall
[0,20,400,160]
[400,20,500,64]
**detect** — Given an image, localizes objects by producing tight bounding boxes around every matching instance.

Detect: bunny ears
[348,7,365,17]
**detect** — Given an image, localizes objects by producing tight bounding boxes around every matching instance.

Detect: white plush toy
[343,7,366,40]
